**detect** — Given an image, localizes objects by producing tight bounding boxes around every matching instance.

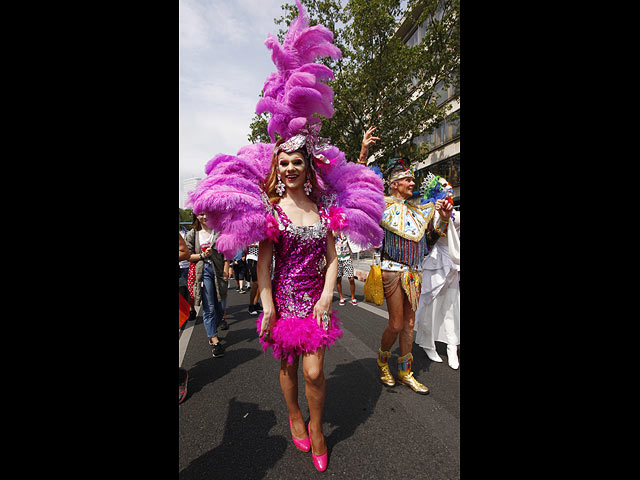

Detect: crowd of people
[178,2,459,471]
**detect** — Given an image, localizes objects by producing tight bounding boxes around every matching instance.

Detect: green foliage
[247,0,460,173]
[179,208,194,226]
[247,90,273,144]
[247,111,271,144]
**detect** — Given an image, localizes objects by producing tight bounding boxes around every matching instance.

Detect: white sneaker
[447,345,459,369]
[423,347,442,362]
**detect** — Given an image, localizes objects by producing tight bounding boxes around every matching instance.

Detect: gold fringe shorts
[382,269,422,312]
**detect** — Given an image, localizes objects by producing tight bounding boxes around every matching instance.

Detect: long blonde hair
[264,138,325,204]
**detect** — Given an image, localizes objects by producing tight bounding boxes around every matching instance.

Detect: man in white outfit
[414,175,460,369]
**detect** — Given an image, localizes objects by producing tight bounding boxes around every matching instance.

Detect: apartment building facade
[182,176,203,209]
[396,2,460,206]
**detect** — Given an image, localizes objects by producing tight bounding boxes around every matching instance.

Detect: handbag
[364,264,384,306]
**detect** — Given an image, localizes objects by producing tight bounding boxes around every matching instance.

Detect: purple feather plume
[320,158,385,249]
[186,143,275,258]
[257,0,342,141]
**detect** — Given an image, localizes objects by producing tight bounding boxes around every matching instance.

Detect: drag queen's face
[277,150,307,191]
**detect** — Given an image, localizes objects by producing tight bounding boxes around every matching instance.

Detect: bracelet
[199,253,204,260]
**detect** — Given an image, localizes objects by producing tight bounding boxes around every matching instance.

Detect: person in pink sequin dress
[256,137,342,467]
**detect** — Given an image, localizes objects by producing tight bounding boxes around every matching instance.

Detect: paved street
[179,277,460,479]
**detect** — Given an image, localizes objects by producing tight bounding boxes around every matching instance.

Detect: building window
[433,154,459,187]
[406,19,427,47]
[433,77,459,107]
[434,79,449,106]
[448,115,460,142]
[411,113,460,153]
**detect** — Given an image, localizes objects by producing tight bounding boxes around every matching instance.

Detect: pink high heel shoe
[288,415,310,452]
[308,423,328,472]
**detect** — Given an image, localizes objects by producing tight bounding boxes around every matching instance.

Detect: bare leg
[380,272,406,351]
[349,277,356,301]
[391,287,429,394]
[336,276,344,300]
[398,292,415,357]
[250,281,259,304]
[302,347,327,455]
[280,357,306,439]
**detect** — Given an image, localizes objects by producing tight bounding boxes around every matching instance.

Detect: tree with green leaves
[179,208,194,226]
[248,0,459,173]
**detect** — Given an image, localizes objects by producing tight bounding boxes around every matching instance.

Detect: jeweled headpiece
[273,122,332,166]
[388,167,415,183]
[384,157,415,183]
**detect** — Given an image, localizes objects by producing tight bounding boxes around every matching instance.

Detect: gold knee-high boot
[377,348,395,387]
[396,352,429,395]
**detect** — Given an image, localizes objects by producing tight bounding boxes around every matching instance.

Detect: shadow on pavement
[184,327,262,400]
[222,303,256,326]
[323,358,383,452]
[180,397,288,480]
[410,341,460,376]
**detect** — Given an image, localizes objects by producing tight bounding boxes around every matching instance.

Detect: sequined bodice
[272,203,329,320]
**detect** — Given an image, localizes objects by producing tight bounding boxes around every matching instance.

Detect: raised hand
[362,126,381,148]
[359,126,381,164]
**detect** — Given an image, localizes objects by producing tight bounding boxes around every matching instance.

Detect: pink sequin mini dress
[256,202,343,364]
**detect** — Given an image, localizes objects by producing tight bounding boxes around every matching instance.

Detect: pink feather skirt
[256,311,343,365]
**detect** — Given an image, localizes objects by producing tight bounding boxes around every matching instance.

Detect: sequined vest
[380,196,435,269]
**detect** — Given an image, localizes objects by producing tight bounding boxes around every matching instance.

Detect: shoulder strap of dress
[272,203,289,226]
[317,203,329,222]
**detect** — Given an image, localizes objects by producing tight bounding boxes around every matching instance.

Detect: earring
[275,177,285,196]
[304,179,312,196]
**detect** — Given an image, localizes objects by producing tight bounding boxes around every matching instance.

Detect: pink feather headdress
[256,0,342,142]
[187,0,384,258]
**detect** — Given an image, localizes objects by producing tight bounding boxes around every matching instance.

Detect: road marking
[353,299,387,318]
[333,280,388,319]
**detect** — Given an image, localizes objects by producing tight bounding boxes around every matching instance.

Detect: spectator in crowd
[179,211,196,321]
[414,176,460,369]
[179,229,191,404]
[334,232,357,305]
[246,242,262,315]
[185,212,230,358]
[232,250,249,293]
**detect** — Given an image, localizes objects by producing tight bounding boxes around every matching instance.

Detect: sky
[179,0,290,208]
